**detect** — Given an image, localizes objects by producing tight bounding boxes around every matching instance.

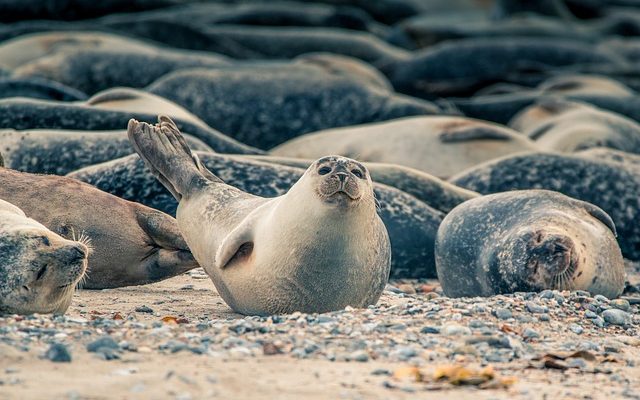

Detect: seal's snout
[527,231,576,280]
[64,243,88,264]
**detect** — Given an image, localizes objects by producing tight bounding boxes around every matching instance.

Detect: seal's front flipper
[215,202,270,269]
[127,115,221,201]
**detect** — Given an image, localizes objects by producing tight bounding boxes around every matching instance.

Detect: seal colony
[127,116,391,315]
[0,0,638,319]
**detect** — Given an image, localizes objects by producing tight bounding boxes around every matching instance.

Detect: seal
[0,198,88,315]
[270,116,539,178]
[13,46,230,94]
[449,151,640,261]
[243,154,479,213]
[509,98,640,153]
[0,97,260,154]
[127,115,392,315]
[436,190,625,298]
[0,77,87,101]
[147,67,440,149]
[0,167,199,289]
[0,128,212,175]
[68,151,444,279]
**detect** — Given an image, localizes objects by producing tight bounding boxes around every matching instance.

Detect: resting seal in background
[436,190,625,298]
[0,198,88,314]
[127,116,391,315]
[0,168,198,289]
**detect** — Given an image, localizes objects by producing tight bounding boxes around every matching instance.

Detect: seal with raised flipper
[435,190,625,298]
[0,198,88,315]
[127,115,392,315]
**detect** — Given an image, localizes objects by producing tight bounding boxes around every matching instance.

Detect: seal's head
[307,156,374,208]
[511,229,579,291]
[0,205,89,315]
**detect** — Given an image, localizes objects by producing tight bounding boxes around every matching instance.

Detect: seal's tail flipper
[127,115,221,201]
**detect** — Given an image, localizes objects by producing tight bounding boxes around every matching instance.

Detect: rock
[349,350,369,362]
[525,302,548,314]
[420,326,440,334]
[592,316,605,328]
[522,328,540,339]
[87,336,119,352]
[610,299,631,312]
[494,308,512,320]
[442,324,472,336]
[45,343,71,363]
[602,309,632,326]
[135,305,154,313]
[569,324,584,335]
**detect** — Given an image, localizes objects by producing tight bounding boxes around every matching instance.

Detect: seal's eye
[318,166,332,175]
[41,236,50,246]
[36,265,47,281]
[351,169,364,179]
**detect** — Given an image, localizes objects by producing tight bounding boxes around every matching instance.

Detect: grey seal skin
[383,37,625,99]
[387,13,594,49]
[93,2,386,36]
[127,116,391,315]
[0,198,88,315]
[270,116,540,178]
[0,128,212,175]
[0,77,87,101]
[576,147,640,168]
[0,168,199,289]
[0,97,261,154]
[147,68,441,150]
[509,99,640,154]
[68,152,444,279]
[436,190,625,299]
[242,155,479,214]
[449,152,640,261]
[14,47,230,95]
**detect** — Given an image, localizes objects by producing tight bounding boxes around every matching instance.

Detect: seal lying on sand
[127,116,391,315]
[436,190,625,298]
[0,168,198,289]
[270,116,539,178]
[450,152,640,261]
[0,198,88,315]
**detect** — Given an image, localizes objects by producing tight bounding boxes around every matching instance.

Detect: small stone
[135,305,154,314]
[585,310,598,319]
[420,326,440,334]
[45,343,71,363]
[610,299,631,312]
[442,324,472,336]
[593,295,609,303]
[522,328,540,339]
[539,290,554,299]
[87,336,119,352]
[602,309,632,326]
[567,358,587,369]
[525,302,548,314]
[494,308,512,320]
[539,314,550,322]
[592,316,605,328]
[569,324,584,335]
[396,284,416,295]
[371,369,391,376]
[349,350,369,362]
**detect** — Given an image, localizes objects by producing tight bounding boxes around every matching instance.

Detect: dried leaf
[500,324,521,335]
[161,316,178,324]
[112,312,124,320]
[434,365,494,386]
[393,366,422,382]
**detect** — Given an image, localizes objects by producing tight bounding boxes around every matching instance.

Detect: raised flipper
[127,115,222,201]
[215,202,270,269]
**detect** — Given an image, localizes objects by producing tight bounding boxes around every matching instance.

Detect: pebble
[525,302,548,314]
[569,324,584,335]
[494,308,512,320]
[610,299,631,312]
[602,309,632,326]
[522,328,540,340]
[45,343,72,363]
[349,350,369,362]
[135,306,154,314]
[87,336,119,352]
[442,324,472,336]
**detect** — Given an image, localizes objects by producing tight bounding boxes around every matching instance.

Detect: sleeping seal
[436,190,625,298]
[0,168,198,289]
[450,152,640,261]
[0,198,88,315]
[270,116,539,178]
[127,116,391,315]
[509,99,640,154]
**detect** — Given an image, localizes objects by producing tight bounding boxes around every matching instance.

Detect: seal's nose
[336,172,348,183]
[63,244,87,264]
